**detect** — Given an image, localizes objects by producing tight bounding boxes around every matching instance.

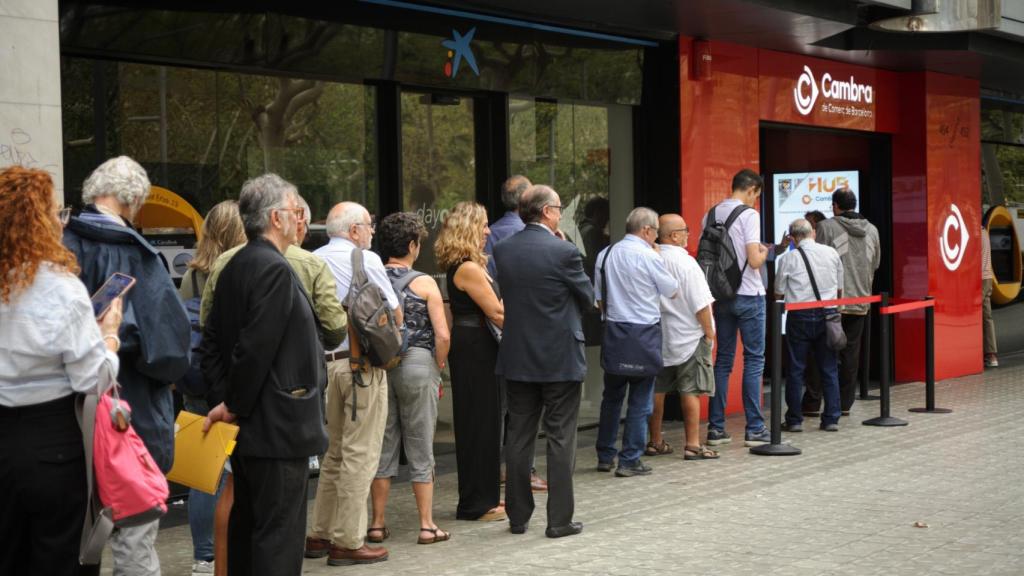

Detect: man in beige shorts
[646,214,719,460]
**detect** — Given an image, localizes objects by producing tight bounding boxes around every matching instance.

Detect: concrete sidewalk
[106,357,1024,576]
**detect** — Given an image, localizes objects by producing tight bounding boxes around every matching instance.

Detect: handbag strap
[796,246,822,302]
[598,242,616,322]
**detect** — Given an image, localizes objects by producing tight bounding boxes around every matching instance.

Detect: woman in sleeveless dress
[434,202,506,522]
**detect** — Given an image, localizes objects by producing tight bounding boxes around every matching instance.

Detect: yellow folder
[167,411,238,495]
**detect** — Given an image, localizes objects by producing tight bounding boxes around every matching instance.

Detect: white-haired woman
[63,156,192,575]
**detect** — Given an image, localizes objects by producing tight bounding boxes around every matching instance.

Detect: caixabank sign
[758,50,900,132]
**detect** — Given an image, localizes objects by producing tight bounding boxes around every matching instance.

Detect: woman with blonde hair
[176,199,245,576]
[0,166,122,574]
[178,199,246,301]
[434,201,506,522]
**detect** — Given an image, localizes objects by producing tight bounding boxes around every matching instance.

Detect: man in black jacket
[63,156,190,576]
[202,173,328,576]
[494,184,595,538]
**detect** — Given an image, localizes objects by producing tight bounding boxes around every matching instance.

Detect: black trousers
[838,314,868,412]
[505,380,581,530]
[449,325,502,519]
[0,395,94,576]
[228,454,309,576]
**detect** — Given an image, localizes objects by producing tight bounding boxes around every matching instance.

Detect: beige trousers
[309,360,388,549]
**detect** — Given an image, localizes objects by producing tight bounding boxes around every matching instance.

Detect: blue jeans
[596,373,655,467]
[709,295,766,434]
[184,395,224,562]
[785,309,841,426]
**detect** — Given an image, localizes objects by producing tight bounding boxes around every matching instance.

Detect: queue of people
[0,157,892,576]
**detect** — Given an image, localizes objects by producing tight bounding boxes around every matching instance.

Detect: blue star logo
[442,27,479,78]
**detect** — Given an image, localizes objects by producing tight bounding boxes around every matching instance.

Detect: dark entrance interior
[760,123,893,390]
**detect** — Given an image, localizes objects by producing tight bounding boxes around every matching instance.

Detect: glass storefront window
[61,58,377,224]
[509,96,634,427]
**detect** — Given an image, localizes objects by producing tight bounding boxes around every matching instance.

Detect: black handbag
[796,247,847,352]
[598,243,664,377]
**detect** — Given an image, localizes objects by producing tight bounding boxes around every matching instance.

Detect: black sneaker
[706,428,732,446]
[820,423,839,432]
[614,460,653,477]
[596,461,614,472]
[781,422,803,433]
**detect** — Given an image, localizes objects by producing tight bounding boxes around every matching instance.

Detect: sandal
[366,526,390,543]
[683,445,719,460]
[644,441,673,456]
[417,527,451,545]
[475,506,507,522]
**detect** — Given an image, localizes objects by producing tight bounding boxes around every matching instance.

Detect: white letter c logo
[793,66,818,116]
[940,204,969,272]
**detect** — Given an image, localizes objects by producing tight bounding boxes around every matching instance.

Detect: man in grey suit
[494,184,595,538]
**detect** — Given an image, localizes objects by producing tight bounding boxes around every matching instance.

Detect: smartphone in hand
[91,272,136,317]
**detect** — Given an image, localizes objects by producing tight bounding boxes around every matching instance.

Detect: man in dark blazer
[202,174,328,576]
[494,184,595,538]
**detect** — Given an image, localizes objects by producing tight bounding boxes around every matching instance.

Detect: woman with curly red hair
[0,166,123,575]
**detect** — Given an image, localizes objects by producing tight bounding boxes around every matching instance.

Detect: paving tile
[93,358,1024,575]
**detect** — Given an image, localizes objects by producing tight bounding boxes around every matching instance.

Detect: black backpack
[696,203,751,301]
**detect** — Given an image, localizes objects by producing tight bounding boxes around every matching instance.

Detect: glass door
[400,89,477,454]
[400,91,477,281]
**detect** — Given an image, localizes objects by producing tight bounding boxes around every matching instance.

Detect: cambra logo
[793,65,874,116]
[940,204,969,272]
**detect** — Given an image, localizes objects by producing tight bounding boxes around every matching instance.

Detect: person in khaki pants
[305,202,401,566]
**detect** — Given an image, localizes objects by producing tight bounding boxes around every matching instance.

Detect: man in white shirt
[646,214,719,461]
[774,218,844,432]
[702,169,770,447]
[306,202,401,566]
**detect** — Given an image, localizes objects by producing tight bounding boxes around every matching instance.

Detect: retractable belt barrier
[751,292,946,457]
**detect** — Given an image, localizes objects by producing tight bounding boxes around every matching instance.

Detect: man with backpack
[697,169,770,447]
[306,202,402,566]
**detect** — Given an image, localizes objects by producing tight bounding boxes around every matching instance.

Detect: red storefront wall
[679,37,982,417]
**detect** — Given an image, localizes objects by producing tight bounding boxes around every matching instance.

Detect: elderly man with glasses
[593,207,678,478]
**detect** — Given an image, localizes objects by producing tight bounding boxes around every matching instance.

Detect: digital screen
[772,170,860,241]
[90,273,135,317]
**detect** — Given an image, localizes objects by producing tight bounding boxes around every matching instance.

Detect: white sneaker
[985,354,999,368]
[192,560,214,575]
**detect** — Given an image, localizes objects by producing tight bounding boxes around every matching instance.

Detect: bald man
[306,201,400,566]
[647,215,719,460]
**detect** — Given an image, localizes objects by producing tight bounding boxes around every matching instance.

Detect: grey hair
[789,218,813,240]
[296,194,311,224]
[82,156,151,210]
[501,175,531,211]
[325,202,367,238]
[519,184,557,224]
[238,173,296,240]
[625,207,658,234]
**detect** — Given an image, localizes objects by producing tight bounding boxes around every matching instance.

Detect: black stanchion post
[910,296,952,414]
[751,299,801,456]
[863,292,908,427]
[859,308,879,400]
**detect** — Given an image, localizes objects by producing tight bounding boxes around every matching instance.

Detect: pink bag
[77,385,169,564]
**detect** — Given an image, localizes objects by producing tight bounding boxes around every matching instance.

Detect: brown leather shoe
[327,544,389,566]
[530,473,548,493]
[304,537,331,559]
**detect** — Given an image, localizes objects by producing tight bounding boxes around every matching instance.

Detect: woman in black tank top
[434,202,506,522]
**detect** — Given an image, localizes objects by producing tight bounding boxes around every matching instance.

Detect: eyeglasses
[354,222,376,232]
[644,225,660,235]
[274,207,305,220]
[667,227,690,234]
[546,204,563,212]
